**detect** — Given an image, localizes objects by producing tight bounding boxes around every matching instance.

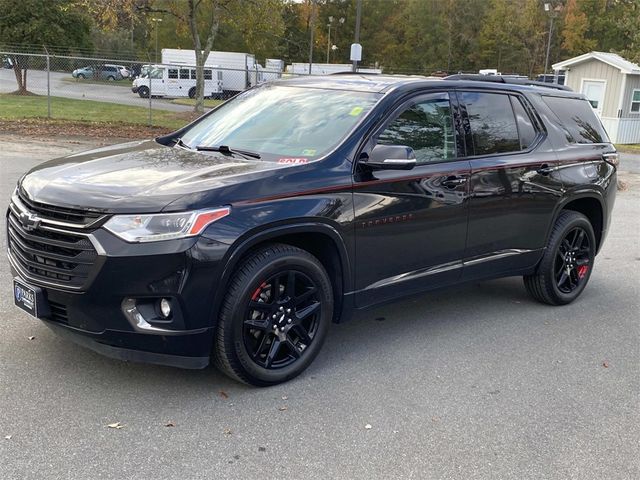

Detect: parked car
[71,65,123,81]
[106,64,131,78]
[2,56,13,69]
[7,74,617,386]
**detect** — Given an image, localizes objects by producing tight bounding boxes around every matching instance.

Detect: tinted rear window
[460,92,520,155]
[542,96,609,144]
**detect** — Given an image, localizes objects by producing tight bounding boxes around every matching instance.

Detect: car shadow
[37,276,534,397]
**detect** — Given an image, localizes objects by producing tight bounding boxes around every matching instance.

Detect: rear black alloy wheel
[554,227,591,294]
[524,210,596,305]
[214,244,333,386]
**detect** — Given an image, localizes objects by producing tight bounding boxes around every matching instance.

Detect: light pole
[333,17,345,63]
[326,16,333,64]
[151,18,162,63]
[543,3,561,81]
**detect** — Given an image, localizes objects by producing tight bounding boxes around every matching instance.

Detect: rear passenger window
[460,92,520,155]
[511,96,538,149]
[168,69,178,79]
[190,69,196,80]
[179,69,189,79]
[542,96,609,144]
[204,70,212,80]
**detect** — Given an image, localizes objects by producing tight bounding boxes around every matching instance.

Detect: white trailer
[287,63,382,76]
[161,48,258,94]
[131,64,223,99]
[259,58,285,83]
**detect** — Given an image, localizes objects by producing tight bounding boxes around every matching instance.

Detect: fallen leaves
[219,390,229,399]
[278,405,288,411]
[602,361,609,368]
[107,422,124,430]
[5,435,12,440]
[223,428,232,435]
[281,395,288,401]
[165,421,175,427]
[27,336,35,340]
[364,424,372,430]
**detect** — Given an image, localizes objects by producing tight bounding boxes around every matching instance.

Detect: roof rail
[329,71,380,75]
[444,74,571,91]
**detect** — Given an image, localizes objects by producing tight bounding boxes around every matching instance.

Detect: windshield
[179,85,381,161]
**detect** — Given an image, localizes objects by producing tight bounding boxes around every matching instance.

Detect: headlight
[103,207,230,243]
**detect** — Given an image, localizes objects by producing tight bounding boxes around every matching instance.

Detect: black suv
[7,74,617,386]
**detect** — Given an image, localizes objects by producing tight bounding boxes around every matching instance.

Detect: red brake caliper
[251,282,268,301]
[577,265,589,279]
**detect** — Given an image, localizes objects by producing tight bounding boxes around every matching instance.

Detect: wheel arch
[211,222,352,326]
[555,192,605,252]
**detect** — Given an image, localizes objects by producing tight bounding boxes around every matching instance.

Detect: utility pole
[352,0,362,72]
[326,17,333,64]
[308,0,317,74]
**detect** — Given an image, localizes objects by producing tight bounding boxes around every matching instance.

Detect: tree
[142,0,284,113]
[561,0,597,56]
[0,0,92,94]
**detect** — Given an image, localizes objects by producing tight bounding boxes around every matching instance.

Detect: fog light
[159,298,172,318]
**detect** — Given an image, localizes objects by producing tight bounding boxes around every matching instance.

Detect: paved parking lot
[0,135,638,480]
[0,69,191,112]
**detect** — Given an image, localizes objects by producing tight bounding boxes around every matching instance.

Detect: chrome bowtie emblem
[19,211,41,231]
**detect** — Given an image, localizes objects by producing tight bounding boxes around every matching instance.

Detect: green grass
[170,98,223,108]
[0,93,196,130]
[62,77,132,87]
[615,144,640,153]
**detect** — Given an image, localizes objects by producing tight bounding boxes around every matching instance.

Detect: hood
[19,140,288,212]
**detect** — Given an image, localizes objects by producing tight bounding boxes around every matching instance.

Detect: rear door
[353,91,471,307]
[458,90,564,280]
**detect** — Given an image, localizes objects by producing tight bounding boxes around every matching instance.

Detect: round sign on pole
[350,43,362,62]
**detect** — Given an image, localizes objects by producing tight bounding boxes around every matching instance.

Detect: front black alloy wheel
[214,244,333,386]
[243,270,321,369]
[524,210,596,305]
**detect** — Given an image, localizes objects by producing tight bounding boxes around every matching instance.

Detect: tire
[188,87,196,99]
[137,86,150,98]
[213,244,334,386]
[107,76,115,81]
[524,210,596,305]
[77,73,85,79]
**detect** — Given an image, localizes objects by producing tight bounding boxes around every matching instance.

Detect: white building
[553,51,640,144]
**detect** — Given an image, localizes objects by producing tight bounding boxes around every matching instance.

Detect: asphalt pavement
[0,135,638,480]
[0,69,192,112]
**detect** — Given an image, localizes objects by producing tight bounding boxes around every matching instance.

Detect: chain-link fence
[0,50,299,128]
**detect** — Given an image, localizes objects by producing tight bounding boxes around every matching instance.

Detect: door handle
[441,176,467,189]
[536,164,554,175]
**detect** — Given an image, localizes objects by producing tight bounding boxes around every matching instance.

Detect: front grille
[7,202,100,290]
[18,190,103,227]
[48,301,69,325]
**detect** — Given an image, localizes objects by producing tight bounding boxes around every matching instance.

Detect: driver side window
[378,95,456,164]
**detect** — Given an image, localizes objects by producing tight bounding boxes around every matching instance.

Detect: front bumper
[131,86,139,93]
[8,226,231,369]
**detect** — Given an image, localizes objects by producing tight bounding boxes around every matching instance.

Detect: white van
[132,64,223,99]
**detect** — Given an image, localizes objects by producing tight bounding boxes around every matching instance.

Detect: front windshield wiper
[196,145,261,159]
[174,137,193,150]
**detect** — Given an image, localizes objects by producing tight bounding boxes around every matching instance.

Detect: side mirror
[361,144,417,170]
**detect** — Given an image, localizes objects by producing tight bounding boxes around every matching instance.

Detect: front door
[353,92,471,307]
[457,90,564,280]
[581,80,605,116]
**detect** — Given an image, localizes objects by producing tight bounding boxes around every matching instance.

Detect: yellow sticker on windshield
[302,149,316,156]
[349,106,364,116]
